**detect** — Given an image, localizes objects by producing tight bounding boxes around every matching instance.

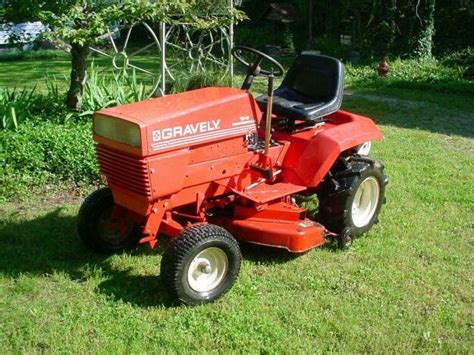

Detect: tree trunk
[412,0,436,59]
[66,44,89,111]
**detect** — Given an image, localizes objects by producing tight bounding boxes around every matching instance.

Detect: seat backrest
[282,54,344,101]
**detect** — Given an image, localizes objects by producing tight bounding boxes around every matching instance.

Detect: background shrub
[345,58,472,94]
[0,62,233,200]
[0,64,151,131]
[81,64,148,115]
[0,83,67,130]
[307,37,351,60]
[0,121,98,199]
[168,68,230,94]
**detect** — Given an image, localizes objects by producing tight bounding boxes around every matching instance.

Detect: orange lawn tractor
[78,46,388,305]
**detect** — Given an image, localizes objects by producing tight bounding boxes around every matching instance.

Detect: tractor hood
[93,87,262,157]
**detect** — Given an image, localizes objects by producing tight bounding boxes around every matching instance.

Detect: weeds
[0,84,67,129]
[0,63,151,130]
[0,121,98,199]
[0,87,36,129]
[81,64,147,115]
[169,68,230,94]
[345,58,472,94]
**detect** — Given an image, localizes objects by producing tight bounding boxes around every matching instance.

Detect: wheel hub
[187,247,228,293]
[98,208,133,246]
[351,176,380,228]
[357,141,372,155]
[198,261,212,274]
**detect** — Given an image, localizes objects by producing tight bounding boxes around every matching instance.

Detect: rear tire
[160,223,241,305]
[317,156,388,236]
[77,188,139,253]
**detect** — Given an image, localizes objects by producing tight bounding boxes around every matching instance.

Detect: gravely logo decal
[152,119,221,142]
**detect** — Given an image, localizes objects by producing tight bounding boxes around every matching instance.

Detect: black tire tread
[77,187,138,253]
[161,223,241,305]
[317,155,387,235]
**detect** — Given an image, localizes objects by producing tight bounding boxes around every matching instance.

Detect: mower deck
[214,201,326,253]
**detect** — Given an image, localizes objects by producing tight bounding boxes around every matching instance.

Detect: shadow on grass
[343,86,474,139]
[0,208,176,308]
[239,243,300,264]
[0,207,330,307]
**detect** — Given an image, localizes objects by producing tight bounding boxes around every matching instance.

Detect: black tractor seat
[256,53,344,122]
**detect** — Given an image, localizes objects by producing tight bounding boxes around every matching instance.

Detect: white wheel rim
[351,176,380,228]
[187,247,228,293]
[357,141,372,155]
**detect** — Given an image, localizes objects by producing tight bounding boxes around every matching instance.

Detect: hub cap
[97,208,133,246]
[351,176,380,228]
[357,141,372,155]
[187,247,228,293]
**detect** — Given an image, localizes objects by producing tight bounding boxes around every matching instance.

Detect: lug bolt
[199,262,212,274]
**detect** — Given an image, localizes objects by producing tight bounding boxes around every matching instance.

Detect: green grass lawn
[0,51,161,92]
[0,54,473,352]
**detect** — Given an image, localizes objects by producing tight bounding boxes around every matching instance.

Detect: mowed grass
[0,52,161,92]
[1,56,474,352]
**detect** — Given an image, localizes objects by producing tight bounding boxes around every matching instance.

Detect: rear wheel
[77,188,139,253]
[160,223,241,305]
[317,156,388,237]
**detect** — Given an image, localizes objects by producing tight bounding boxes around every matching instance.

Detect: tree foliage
[2,0,246,110]
[3,0,245,46]
[240,0,472,59]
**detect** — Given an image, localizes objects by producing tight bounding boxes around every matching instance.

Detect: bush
[345,58,472,95]
[308,37,350,61]
[168,68,230,94]
[0,64,230,199]
[234,25,274,51]
[0,63,151,131]
[0,121,99,199]
[0,83,67,130]
[81,64,148,115]
[441,47,474,68]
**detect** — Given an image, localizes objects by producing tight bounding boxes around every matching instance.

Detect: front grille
[96,145,151,197]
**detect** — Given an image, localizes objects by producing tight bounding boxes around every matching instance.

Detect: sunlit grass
[0,52,473,352]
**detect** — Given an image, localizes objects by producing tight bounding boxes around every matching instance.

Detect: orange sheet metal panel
[273,110,383,187]
[232,218,325,253]
[236,182,307,204]
[96,87,262,157]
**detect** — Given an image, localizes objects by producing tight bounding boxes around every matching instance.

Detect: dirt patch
[345,91,426,109]
[1,185,99,214]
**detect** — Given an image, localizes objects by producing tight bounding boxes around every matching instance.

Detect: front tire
[77,188,139,253]
[317,156,388,236]
[160,223,241,305]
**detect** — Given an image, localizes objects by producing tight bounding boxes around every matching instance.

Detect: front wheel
[160,223,241,305]
[317,156,388,236]
[77,188,140,253]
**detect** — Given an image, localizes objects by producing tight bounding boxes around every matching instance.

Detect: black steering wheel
[231,46,285,90]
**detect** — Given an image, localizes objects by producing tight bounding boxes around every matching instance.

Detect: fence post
[159,21,166,95]
[229,0,234,86]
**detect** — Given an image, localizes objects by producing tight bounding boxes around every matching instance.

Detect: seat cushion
[256,53,344,122]
[257,93,326,121]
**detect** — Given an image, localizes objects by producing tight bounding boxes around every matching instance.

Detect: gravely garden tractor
[78,47,388,305]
